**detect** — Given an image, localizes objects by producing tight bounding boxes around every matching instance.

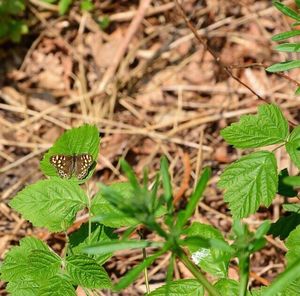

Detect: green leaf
[254,220,271,239]
[266,60,300,72]
[284,176,300,186]
[69,222,117,264]
[272,30,300,41]
[160,156,173,207]
[286,126,300,169]
[0,237,50,282]
[148,279,204,296]
[84,240,162,256]
[30,250,61,279]
[40,124,99,182]
[114,249,165,291]
[66,254,111,289]
[268,213,300,239]
[286,225,300,266]
[214,279,239,296]
[38,276,76,296]
[278,169,297,197]
[185,222,231,277]
[99,15,110,30]
[296,0,300,8]
[176,168,211,229]
[0,237,76,296]
[80,0,93,11]
[275,43,300,52]
[10,178,88,232]
[0,0,25,15]
[283,204,300,213]
[218,151,278,218]
[59,0,73,14]
[273,1,300,21]
[221,104,289,148]
[295,86,300,95]
[91,182,138,227]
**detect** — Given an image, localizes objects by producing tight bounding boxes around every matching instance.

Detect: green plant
[2,111,300,295]
[267,1,300,94]
[0,0,28,42]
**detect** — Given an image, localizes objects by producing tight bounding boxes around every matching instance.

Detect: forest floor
[1,0,300,295]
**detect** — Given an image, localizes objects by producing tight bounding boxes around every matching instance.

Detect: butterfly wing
[50,155,74,179]
[74,154,93,180]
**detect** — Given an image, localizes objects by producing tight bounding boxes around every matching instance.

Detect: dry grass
[1,0,300,295]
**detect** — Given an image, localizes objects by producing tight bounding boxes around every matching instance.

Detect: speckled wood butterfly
[50,154,93,179]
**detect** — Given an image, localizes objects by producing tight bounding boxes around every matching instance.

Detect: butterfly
[50,154,93,180]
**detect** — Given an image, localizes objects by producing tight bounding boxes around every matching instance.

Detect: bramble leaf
[218,151,278,218]
[66,254,111,289]
[214,279,239,296]
[0,237,76,296]
[286,225,300,266]
[286,126,300,169]
[277,169,297,197]
[40,124,99,182]
[268,213,300,240]
[275,43,300,52]
[10,178,88,232]
[185,222,230,277]
[221,104,288,148]
[148,279,204,296]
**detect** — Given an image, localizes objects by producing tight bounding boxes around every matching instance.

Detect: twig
[97,0,152,93]
[174,0,266,103]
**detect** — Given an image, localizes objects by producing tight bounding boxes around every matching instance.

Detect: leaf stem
[177,250,221,296]
[239,255,250,296]
[142,248,150,294]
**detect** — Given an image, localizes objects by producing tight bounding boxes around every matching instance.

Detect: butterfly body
[50,154,93,179]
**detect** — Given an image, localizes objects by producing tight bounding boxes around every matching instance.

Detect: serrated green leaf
[218,151,278,218]
[221,104,288,148]
[268,213,300,240]
[272,30,300,41]
[30,250,61,279]
[273,1,300,21]
[266,60,300,72]
[214,279,239,296]
[58,0,73,14]
[185,222,230,277]
[69,222,117,264]
[148,279,204,296]
[278,169,297,197]
[0,238,75,296]
[0,237,50,282]
[10,178,88,232]
[91,182,138,227]
[286,225,300,266]
[286,126,300,169]
[38,275,76,296]
[40,124,99,182]
[275,43,300,52]
[66,254,111,289]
